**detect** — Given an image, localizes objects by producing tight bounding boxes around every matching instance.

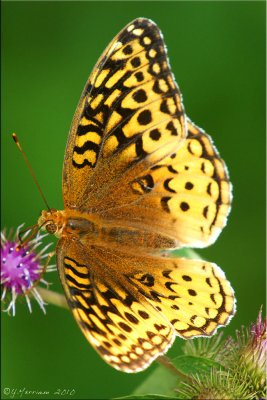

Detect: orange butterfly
[36,18,235,372]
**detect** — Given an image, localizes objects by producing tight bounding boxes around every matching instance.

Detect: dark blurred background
[1,2,265,399]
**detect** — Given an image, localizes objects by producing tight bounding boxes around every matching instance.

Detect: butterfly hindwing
[56,238,175,372]
[56,239,235,372]
[125,255,235,339]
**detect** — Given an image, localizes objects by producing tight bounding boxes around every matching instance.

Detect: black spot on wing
[180,202,190,211]
[133,89,147,103]
[137,109,152,125]
[149,128,161,140]
[161,196,171,213]
[164,178,176,193]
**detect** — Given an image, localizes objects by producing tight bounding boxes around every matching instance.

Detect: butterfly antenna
[18,223,39,248]
[16,221,47,251]
[12,133,51,211]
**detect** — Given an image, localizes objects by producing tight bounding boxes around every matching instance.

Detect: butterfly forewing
[63,18,186,209]
[96,120,232,248]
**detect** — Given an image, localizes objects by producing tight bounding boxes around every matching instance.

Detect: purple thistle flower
[1,224,56,315]
[232,308,267,397]
[247,308,267,381]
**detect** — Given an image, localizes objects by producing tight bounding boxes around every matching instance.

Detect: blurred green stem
[157,355,192,381]
[37,287,68,309]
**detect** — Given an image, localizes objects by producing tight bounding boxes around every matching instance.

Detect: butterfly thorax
[38,209,98,239]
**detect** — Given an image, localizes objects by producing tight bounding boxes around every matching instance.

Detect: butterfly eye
[67,220,76,230]
[46,222,57,234]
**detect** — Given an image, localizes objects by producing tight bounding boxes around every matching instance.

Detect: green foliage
[177,370,257,400]
[116,311,266,400]
[132,362,178,397]
[115,395,178,400]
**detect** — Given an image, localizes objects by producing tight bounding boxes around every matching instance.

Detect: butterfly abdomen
[64,214,179,251]
[100,225,177,251]
[39,207,178,252]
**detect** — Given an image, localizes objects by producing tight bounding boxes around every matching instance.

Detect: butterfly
[38,18,235,372]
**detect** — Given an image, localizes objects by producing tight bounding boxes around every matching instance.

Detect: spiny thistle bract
[178,308,266,400]
[177,369,258,400]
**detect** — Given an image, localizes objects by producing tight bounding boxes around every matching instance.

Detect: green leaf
[131,355,223,397]
[132,362,178,397]
[170,248,203,260]
[171,354,223,375]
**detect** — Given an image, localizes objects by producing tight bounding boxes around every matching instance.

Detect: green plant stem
[36,287,68,309]
[157,355,192,382]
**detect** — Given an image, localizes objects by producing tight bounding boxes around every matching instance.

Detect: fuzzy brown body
[38,209,177,252]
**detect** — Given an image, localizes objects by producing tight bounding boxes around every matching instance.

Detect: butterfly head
[38,209,66,237]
